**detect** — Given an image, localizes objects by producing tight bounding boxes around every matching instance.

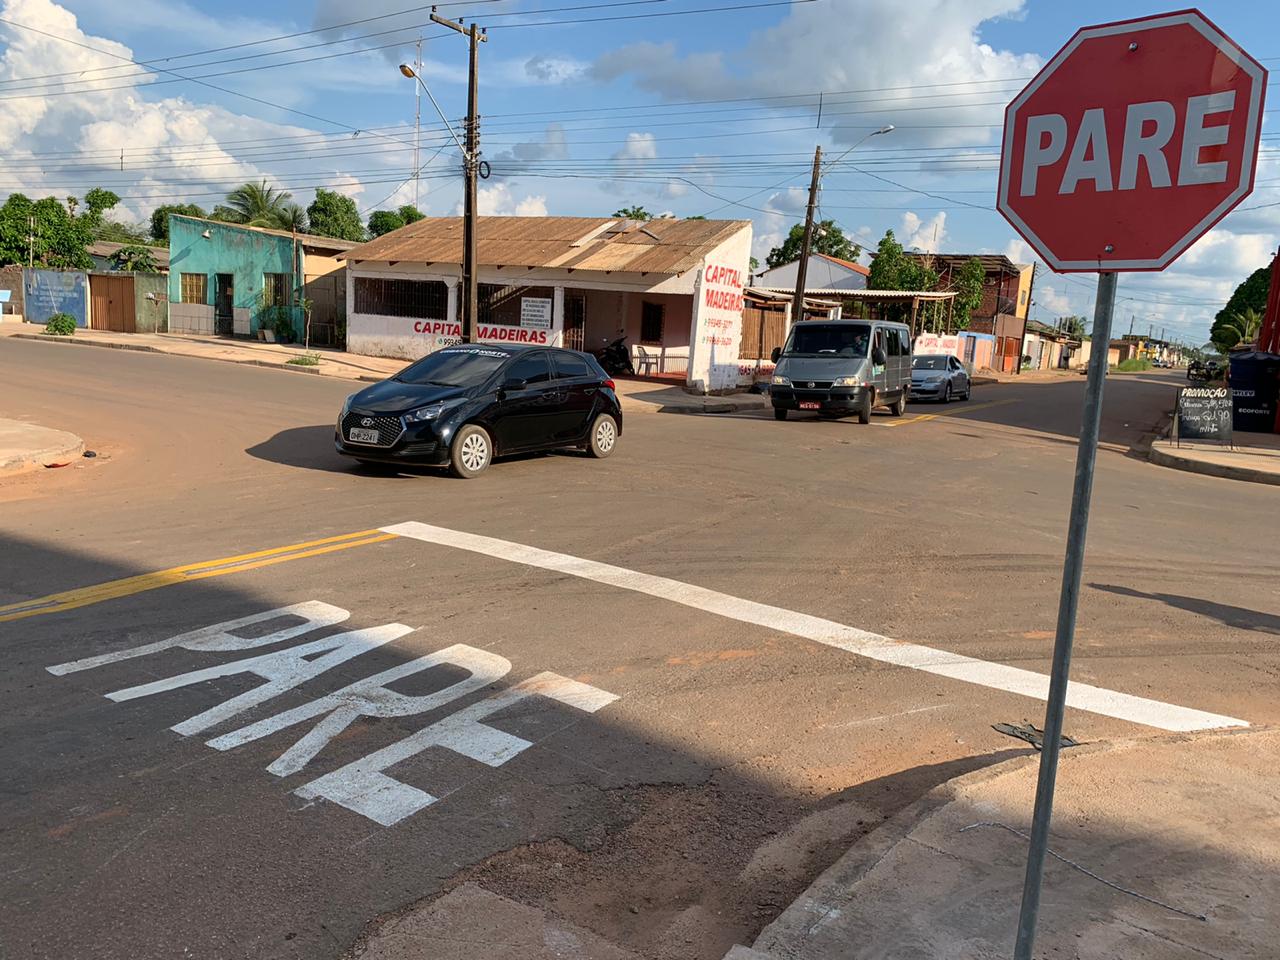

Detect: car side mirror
[771,346,781,363]
[501,377,527,393]
[873,347,887,365]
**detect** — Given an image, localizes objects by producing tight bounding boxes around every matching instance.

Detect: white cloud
[472,182,548,217]
[521,54,588,85]
[592,1,1040,150]
[613,132,657,163]
[899,211,947,252]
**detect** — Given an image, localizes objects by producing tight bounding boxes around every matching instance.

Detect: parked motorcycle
[594,335,636,376]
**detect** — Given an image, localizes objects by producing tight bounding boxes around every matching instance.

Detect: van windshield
[782,323,871,358]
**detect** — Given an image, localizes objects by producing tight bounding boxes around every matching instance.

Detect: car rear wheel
[588,413,618,458]
[890,394,906,417]
[450,424,492,478]
[774,408,787,421]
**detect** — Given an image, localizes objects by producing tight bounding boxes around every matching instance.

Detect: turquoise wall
[167,216,302,336]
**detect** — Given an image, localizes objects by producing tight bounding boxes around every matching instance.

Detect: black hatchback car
[335,344,623,478]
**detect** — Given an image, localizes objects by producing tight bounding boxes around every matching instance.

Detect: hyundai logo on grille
[807,381,815,388]
[361,417,374,427]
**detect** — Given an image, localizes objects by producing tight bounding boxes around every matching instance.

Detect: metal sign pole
[1013,269,1117,960]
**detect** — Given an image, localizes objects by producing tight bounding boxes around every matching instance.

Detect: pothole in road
[347,752,1024,960]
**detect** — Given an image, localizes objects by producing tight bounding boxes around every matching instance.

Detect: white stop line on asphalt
[382,521,1247,733]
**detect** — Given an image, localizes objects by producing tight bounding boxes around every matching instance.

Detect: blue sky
[3,0,1278,343]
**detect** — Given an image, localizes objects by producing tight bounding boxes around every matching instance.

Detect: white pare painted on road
[296,672,619,826]
[46,603,620,827]
[383,521,1247,732]
[207,643,514,776]
[47,601,351,676]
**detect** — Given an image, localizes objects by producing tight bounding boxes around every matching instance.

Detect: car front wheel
[588,413,618,458]
[450,424,492,478]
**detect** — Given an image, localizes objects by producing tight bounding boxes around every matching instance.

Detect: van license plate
[348,428,379,444]
[799,402,820,410]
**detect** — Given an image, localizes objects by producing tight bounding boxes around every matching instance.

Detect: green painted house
[167,215,355,343]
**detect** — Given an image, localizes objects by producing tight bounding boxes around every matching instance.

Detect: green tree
[306,188,365,241]
[209,204,240,223]
[108,244,159,272]
[0,189,120,269]
[866,229,906,290]
[613,205,652,220]
[1211,267,1270,351]
[1056,315,1086,337]
[149,203,206,242]
[368,210,404,237]
[949,256,986,331]
[222,180,298,229]
[96,219,149,243]
[367,204,425,238]
[765,220,861,270]
[1217,308,1263,350]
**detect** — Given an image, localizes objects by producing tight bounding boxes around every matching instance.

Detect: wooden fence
[739,304,789,360]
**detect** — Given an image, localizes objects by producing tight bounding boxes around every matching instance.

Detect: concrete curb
[1149,443,1280,486]
[736,728,1264,960]
[0,426,85,476]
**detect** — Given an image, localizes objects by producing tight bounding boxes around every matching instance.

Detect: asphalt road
[2,338,1276,960]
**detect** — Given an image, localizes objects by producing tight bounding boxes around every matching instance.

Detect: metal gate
[564,293,585,351]
[89,274,136,333]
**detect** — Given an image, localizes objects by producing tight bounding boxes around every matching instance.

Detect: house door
[89,274,136,333]
[214,274,234,336]
[563,293,585,351]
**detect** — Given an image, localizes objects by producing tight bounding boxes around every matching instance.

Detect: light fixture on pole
[791,125,894,324]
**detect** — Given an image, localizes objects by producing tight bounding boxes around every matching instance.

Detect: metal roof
[750,286,956,299]
[87,241,170,269]
[902,252,1021,274]
[170,215,360,252]
[342,216,751,276]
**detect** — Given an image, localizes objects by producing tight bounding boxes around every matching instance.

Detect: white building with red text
[341,216,752,393]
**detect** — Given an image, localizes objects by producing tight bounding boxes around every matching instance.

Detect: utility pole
[790,145,822,325]
[432,7,486,344]
[413,37,422,209]
[1128,314,1134,337]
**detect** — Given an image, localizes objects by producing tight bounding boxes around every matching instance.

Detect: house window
[263,272,289,307]
[353,277,447,319]
[1020,289,1028,305]
[641,301,664,344]
[180,273,207,304]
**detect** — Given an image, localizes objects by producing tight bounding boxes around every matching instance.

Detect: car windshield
[913,355,949,371]
[395,348,509,386]
[782,323,871,357]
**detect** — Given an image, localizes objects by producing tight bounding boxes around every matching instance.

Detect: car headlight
[832,376,863,387]
[403,399,463,423]
[771,375,791,386]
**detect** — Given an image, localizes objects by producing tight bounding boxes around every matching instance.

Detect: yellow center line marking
[880,398,1017,428]
[0,529,398,623]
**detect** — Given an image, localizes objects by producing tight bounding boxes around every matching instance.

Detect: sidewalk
[1150,433,1280,486]
[0,323,769,416]
[729,727,1278,960]
[0,417,84,475]
[1,324,406,382]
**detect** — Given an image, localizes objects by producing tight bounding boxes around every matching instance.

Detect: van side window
[891,329,906,356]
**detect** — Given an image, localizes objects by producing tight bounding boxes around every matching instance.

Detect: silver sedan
[909,354,971,402]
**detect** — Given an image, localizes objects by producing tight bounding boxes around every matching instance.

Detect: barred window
[180,273,207,304]
[263,272,289,307]
[640,301,664,344]
[354,277,448,319]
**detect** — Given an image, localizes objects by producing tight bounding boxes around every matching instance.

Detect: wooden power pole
[790,145,822,324]
[431,8,487,343]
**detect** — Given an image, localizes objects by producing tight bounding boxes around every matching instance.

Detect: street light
[791,125,895,323]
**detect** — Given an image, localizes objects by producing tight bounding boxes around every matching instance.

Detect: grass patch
[286,353,322,367]
[1113,357,1152,372]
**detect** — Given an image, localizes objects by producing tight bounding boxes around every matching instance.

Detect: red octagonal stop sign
[997,9,1267,273]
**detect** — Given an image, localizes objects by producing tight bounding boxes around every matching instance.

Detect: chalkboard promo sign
[1177,386,1232,445]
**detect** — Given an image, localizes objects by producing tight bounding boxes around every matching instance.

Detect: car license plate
[348,427,379,444]
[799,401,820,410]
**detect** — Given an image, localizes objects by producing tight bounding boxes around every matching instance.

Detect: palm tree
[1219,307,1262,349]
[223,180,296,229]
[278,203,308,233]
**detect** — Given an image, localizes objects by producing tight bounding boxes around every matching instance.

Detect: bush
[286,353,321,366]
[44,313,76,336]
[1114,357,1153,372]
